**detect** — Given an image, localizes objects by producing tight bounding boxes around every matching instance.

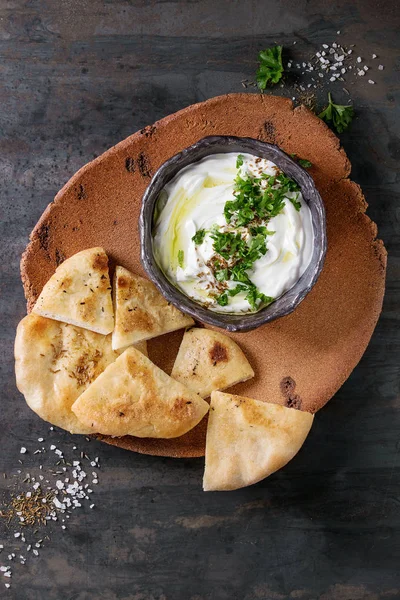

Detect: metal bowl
[139,135,326,333]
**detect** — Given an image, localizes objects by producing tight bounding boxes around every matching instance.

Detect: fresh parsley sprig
[192,229,206,245]
[256,45,284,91]
[319,92,355,134]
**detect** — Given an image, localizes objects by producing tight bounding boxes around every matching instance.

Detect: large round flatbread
[203,391,314,491]
[20,93,386,457]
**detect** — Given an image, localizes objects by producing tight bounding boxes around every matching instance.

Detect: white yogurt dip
[153,152,314,313]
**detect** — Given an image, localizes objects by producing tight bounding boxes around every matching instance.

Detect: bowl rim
[139,135,327,333]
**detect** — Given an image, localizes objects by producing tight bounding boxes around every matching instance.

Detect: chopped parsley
[177,250,184,268]
[223,171,300,228]
[289,193,301,212]
[290,153,312,168]
[192,229,206,245]
[318,92,354,133]
[236,154,244,169]
[256,45,284,91]
[204,161,303,311]
[298,158,312,168]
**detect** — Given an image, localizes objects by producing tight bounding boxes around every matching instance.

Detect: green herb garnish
[236,154,244,169]
[256,45,284,91]
[289,193,301,212]
[318,92,354,133]
[224,171,300,228]
[298,158,312,168]
[192,229,206,245]
[290,153,312,168]
[177,250,184,268]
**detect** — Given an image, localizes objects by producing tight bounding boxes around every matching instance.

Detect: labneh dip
[153,152,314,313]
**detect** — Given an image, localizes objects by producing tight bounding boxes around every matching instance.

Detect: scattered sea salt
[20,448,26,454]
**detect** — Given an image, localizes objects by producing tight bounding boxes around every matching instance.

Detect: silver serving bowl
[139,135,326,333]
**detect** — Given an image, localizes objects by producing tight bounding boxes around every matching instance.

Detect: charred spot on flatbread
[209,341,228,366]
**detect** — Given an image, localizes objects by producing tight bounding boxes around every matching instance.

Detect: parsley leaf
[318,92,354,133]
[256,45,284,91]
[177,250,184,268]
[289,193,301,212]
[216,293,228,306]
[236,154,244,169]
[192,229,206,245]
[298,158,312,168]
[290,153,312,168]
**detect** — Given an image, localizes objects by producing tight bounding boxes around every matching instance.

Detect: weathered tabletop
[0,1,399,598]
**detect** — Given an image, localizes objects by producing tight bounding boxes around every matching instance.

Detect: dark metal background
[0,1,399,598]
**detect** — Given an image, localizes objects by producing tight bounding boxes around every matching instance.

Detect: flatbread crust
[203,391,314,491]
[72,346,209,438]
[14,314,120,433]
[171,328,254,398]
[32,247,114,335]
[20,93,387,457]
[112,266,194,350]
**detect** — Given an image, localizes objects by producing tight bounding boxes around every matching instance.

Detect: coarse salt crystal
[363,66,369,71]
[0,566,9,572]
[358,70,365,76]
[33,550,39,557]
[368,79,375,84]
[322,44,328,49]
[357,57,362,63]
[38,438,44,442]
[13,533,20,538]
[378,65,384,70]
[4,572,11,578]
[372,53,377,59]
[20,447,26,454]
[50,445,56,451]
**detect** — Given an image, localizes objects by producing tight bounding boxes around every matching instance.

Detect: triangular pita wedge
[112,266,194,350]
[72,346,209,438]
[171,328,254,398]
[203,391,314,491]
[15,314,121,434]
[32,247,114,334]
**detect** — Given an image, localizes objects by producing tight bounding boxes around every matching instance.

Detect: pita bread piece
[15,314,121,434]
[32,247,114,335]
[112,266,194,350]
[72,345,209,438]
[203,391,314,491]
[171,328,254,398]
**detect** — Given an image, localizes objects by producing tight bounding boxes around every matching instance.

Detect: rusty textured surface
[1,1,399,598]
